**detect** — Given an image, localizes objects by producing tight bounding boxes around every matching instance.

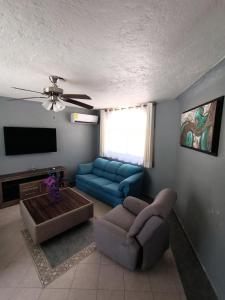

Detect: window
[100,103,154,168]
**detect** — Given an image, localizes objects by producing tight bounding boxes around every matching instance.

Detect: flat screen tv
[3,127,57,155]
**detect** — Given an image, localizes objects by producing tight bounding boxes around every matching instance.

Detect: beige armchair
[94,188,177,270]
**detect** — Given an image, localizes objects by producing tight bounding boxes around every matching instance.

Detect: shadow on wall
[177,177,213,253]
[143,168,152,195]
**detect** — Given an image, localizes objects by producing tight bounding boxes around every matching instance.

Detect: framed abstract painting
[180,96,224,156]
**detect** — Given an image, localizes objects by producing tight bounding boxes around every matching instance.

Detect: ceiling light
[42,98,65,112]
[42,100,53,111]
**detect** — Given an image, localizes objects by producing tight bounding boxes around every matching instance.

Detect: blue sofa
[76,157,144,207]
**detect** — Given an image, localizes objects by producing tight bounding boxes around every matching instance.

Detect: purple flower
[43,176,56,187]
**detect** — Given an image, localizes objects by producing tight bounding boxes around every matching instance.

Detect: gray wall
[144,100,180,197]
[0,97,99,181]
[175,60,225,299]
[145,59,225,298]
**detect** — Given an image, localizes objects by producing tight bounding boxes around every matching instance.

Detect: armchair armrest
[123,196,149,215]
[94,218,135,247]
[135,216,169,270]
[76,162,93,175]
[94,218,140,270]
[119,172,143,196]
[135,216,168,246]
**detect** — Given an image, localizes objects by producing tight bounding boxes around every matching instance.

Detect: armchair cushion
[103,204,135,232]
[123,196,149,215]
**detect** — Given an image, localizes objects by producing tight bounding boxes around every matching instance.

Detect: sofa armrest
[123,196,149,215]
[76,162,93,175]
[119,172,143,196]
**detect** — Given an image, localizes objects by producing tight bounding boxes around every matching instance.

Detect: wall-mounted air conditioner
[71,113,98,124]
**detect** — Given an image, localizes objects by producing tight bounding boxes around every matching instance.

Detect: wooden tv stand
[0,166,65,208]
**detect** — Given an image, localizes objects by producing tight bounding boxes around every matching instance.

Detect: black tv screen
[3,127,57,155]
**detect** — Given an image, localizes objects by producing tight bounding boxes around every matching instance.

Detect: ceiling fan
[11,75,93,112]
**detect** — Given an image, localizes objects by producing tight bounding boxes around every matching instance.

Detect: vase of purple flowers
[43,170,63,204]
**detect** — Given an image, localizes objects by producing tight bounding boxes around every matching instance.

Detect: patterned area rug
[22,220,96,287]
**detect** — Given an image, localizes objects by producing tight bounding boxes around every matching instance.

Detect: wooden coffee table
[20,187,93,244]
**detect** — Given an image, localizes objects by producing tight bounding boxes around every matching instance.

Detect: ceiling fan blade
[14,97,47,100]
[62,94,91,100]
[61,98,93,109]
[12,87,44,95]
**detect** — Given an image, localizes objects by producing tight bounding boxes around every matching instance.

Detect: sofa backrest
[92,158,143,182]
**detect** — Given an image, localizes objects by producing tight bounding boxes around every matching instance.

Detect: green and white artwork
[180,97,224,155]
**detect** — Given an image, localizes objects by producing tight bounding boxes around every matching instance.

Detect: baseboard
[173,209,219,299]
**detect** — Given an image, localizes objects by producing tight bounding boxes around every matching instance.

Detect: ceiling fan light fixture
[11,75,93,111]
[42,100,53,111]
[53,101,65,112]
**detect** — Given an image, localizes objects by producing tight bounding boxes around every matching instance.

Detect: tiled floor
[0,195,186,300]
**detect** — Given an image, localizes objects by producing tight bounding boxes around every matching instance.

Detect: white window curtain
[99,103,155,168]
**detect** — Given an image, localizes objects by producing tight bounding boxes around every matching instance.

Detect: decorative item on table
[180,96,224,156]
[43,170,63,203]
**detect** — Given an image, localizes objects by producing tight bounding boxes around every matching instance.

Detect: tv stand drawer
[19,180,48,200]
[0,166,65,208]
[20,189,40,200]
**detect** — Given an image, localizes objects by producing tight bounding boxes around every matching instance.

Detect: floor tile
[80,251,101,264]
[153,292,181,300]
[100,254,116,265]
[98,264,124,290]
[72,263,100,289]
[0,260,31,287]
[47,267,76,289]
[0,199,192,300]
[125,291,153,300]
[148,263,182,293]
[97,290,124,300]
[0,288,15,300]
[14,245,33,263]
[123,269,150,291]
[38,288,69,300]
[12,288,42,300]
[19,265,42,287]
[68,289,97,300]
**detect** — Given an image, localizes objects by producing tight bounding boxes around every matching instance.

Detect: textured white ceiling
[1,0,225,109]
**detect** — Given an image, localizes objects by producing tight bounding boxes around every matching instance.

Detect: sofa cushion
[103,204,135,232]
[88,177,112,188]
[92,168,105,178]
[93,168,116,181]
[117,164,143,178]
[105,161,122,173]
[76,180,124,206]
[115,175,126,183]
[76,174,99,183]
[102,182,123,198]
[77,174,111,188]
[93,158,109,170]
[93,160,123,182]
